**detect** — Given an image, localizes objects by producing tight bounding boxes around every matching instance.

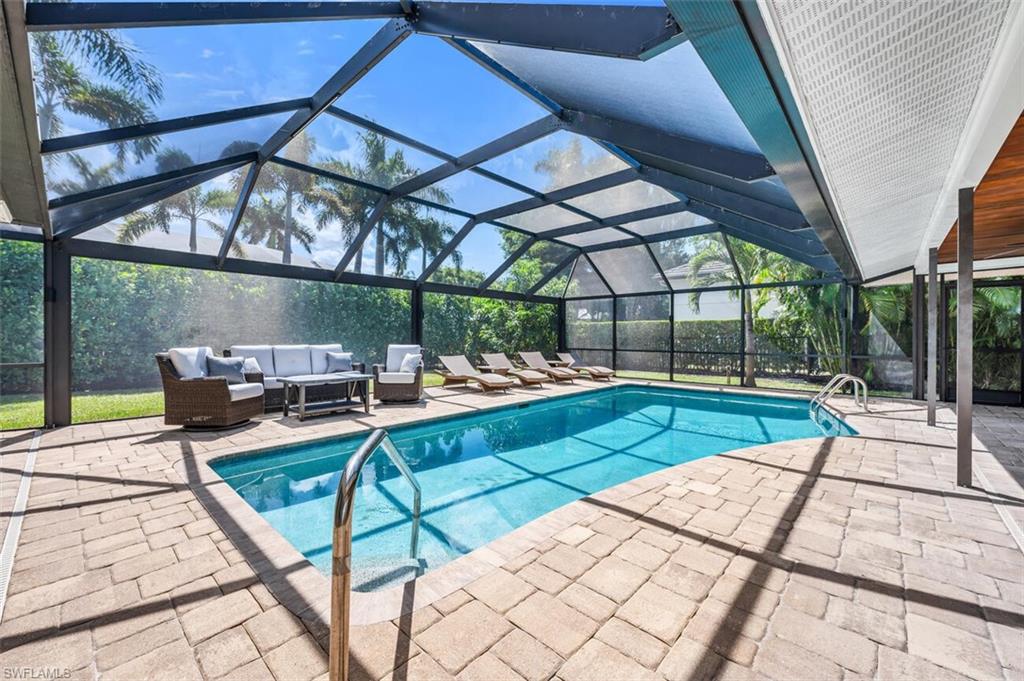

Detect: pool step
[351,557,428,592]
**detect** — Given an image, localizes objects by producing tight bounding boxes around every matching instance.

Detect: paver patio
[0,382,1021,681]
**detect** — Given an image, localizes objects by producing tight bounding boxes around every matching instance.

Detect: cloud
[169,71,199,80]
[297,48,315,56]
[205,89,246,100]
[200,48,223,59]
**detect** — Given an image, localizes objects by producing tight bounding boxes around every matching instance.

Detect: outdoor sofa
[224,344,365,411]
[156,347,265,429]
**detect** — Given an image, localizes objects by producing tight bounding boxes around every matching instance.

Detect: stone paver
[0,388,1020,681]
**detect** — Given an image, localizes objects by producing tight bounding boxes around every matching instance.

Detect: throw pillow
[399,353,422,374]
[242,356,263,375]
[168,347,209,379]
[207,356,246,384]
[326,351,354,373]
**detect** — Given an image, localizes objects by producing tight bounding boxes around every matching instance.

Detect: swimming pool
[212,386,854,590]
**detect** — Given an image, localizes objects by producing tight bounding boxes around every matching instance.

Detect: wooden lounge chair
[479,353,552,387]
[557,352,615,381]
[519,352,578,383]
[437,355,516,393]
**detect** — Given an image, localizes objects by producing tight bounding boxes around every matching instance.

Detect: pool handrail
[810,373,869,415]
[329,428,421,681]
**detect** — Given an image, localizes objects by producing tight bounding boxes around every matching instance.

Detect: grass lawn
[1,371,905,431]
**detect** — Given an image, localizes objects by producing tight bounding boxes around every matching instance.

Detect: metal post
[611,296,618,372]
[917,270,925,399]
[43,240,72,427]
[927,248,938,425]
[669,293,675,382]
[557,299,567,353]
[956,187,973,487]
[738,286,746,387]
[410,285,423,346]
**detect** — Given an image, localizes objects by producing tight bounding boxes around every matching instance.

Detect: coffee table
[280,373,372,421]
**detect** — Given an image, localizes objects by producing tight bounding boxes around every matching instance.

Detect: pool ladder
[810,373,869,417]
[329,429,421,681]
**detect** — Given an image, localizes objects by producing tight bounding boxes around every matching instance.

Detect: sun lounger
[557,352,615,381]
[437,355,516,392]
[479,353,552,387]
[518,352,578,382]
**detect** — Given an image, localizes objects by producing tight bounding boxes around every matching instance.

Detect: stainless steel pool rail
[810,373,869,415]
[329,429,421,681]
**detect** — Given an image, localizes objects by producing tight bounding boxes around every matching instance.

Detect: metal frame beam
[417,218,476,283]
[666,0,860,281]
[43,240,72,427]
[216,164,260,265]
[48,152,255,211]
[27,2,683,60]
[62,236,560,304]
[388,116,562,199]
[259,19,412,163]
[563,109,774,181]
[52,160,251,239]
[526,250,580,297]
[475,168,639,223]
[582,223,719,253]
[479,237,536,291]
[42,98,311,156]
[334,197,391,278]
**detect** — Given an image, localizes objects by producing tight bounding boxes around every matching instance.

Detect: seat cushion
[263,377,284,390]
[273,345,312,377]
[230,345,275,377]
[377,372,416,385]
[228,382,264,402]
[310,344,344,374]
[386,344,421,372]
[478,373,513,384]
[168,347,212,379]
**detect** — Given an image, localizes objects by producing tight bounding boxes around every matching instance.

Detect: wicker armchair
[156,353,265,429]
[372,344,424,403]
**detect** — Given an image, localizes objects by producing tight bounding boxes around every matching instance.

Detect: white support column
[927,247,938,426]
[956,188,973,487]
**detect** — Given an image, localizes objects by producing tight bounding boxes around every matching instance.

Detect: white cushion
[242,357,262,374]
[309,343,344,374]
[168,347,212,379]
[263,377,284,390]
[228,382,264,402]
[386,344,421,372]
[230,345,275,377]
[399,353,422,374]
[273,345,312,377]
[377,372,416,384]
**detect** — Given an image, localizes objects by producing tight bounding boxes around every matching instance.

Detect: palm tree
[313,130,452,275]
[48,153,123,195]
[239,132,318,265]
[686,235,792,386]
[116,148,242,254]
[32,29,163,162]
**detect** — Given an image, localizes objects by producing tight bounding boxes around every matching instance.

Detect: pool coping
[173,379,856,629]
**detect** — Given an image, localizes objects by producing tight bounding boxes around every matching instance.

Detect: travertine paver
[0,384,1022,681]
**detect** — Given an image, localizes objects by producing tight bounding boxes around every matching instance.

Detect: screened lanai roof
[5,1,859,301]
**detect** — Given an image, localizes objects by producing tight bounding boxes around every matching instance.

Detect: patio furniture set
[436,351,614,392]
[156,343,424,429]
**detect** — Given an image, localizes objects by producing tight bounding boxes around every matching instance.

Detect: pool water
[212,386,854,590]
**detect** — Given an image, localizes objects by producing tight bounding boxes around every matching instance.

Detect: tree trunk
[744,289,757,387]
[353,246,363,273]
[283,190,293,265]
[189,216,198,253]
[421,240,428,273]
[375,224,385,276]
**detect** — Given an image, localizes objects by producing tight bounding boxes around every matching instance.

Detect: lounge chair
[519,352,578,383]
[557,352,615,381]
[479,353,552,387]
[437,355,516,393]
